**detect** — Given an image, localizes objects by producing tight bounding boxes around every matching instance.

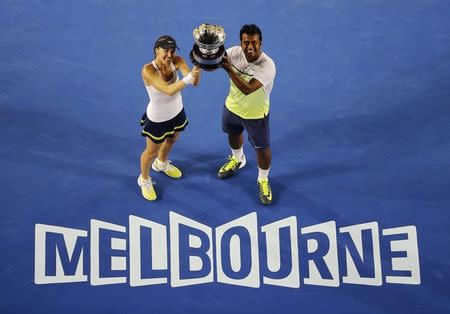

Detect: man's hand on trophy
[221,56,232,72]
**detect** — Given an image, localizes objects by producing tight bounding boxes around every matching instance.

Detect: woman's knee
[145,148,158,157]
[143,143,160,159]
[166,133,179,144]
[165,138,176,145]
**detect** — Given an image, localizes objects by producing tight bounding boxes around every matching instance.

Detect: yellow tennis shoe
[137,175,157,201]
[152,159,182,179]
[257,179,273,205]
[218,155,246,179]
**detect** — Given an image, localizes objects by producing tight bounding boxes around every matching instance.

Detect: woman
[138,35,201,201]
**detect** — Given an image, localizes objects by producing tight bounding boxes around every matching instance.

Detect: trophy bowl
[189,24,226,71]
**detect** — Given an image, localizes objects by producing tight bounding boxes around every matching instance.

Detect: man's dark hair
[239,24,262,42]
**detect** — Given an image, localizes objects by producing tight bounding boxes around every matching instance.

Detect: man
[218,24,276,205]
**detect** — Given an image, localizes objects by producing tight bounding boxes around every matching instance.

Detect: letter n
[339,222,382,286]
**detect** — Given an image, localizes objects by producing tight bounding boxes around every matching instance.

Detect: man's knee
[257,146,271,158]
[228,132,242,140]
[257,146,271,155]
[228,132,243,148]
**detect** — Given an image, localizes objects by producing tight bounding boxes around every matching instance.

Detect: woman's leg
[140,137,161,180]
[157,132,180,162]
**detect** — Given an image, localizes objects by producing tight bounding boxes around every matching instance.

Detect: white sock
[231,147,244,160]
[140,174,151,182]
[155,158,167,168]
[258,167,270,181]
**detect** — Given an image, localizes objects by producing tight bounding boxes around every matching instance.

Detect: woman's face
[155,47,175,65]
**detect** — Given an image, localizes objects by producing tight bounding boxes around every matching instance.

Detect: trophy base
[189,44,226,71]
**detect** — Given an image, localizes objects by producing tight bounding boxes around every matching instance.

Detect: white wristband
[182,72,194,85]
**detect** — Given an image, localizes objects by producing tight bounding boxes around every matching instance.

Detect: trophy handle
[218,50,228,66]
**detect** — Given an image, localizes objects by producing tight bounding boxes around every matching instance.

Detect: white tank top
[145,61,183,122]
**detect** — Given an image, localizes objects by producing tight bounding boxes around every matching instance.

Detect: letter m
[35,224,88,284]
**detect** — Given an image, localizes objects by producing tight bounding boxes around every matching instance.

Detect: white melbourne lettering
[34,211,421,287]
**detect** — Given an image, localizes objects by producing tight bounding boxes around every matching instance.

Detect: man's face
[241,33,262,63]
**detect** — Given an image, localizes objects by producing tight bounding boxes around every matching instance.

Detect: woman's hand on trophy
[191,66,201,86]
[191,66,201,78]
[182,66,201,85]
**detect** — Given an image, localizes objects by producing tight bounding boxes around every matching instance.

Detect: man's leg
[228,133,243,150]
[218,132,247,179]
[218,107,246,179]
[246,115,272,205]
[256,147,273,205]
[256,147,271,170]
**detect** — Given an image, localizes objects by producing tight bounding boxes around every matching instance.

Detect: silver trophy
[189,23,226,71]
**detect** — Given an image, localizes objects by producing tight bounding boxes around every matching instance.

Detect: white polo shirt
[225,46,276,119]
